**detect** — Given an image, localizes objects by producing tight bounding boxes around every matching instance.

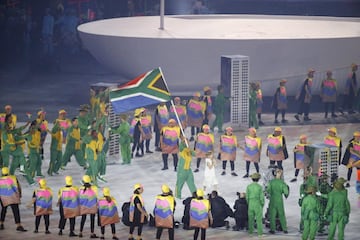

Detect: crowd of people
[0,77,358,239]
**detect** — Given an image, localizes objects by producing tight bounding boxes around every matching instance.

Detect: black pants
[274,109,286,120]
[162,153,178,170]
[155,129,161,148]
[191,127,200,137]
[245,161,259,174]
[35,214,50,231]
[80,214,95,233]
[58,204,75,232]
[324,102,335,116]
[341,93,355,111]
[297,101,310,117]
[156,227,174,240]
[101,223,115,235]
[222,161,235,171]
[196,158,202,169]
[129,222,143,236]
[0,202,21,224]
[132,135,142,154]
[270,160,283,170]
[194,227,206,240]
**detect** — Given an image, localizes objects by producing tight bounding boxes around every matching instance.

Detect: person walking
[79,175,99,238]
[267,169,289,234]
[154,103,169,151]
[291,134,308,182]
[129,184,148,240]
[246,173,265,237]
[242,128,262,178]
[211,85,227,132]
[154,184,176,240]
[295,68,315,122]
[219,127,239,176]
[160,119,181,171]
[301,186,320,240]
[98,187,120,240]
[31,178,52,234]
[339,63,358,114]
[190,189,213,240]
[320,70,338,118]
[272,79,288,124]
[0,167,27,232]
[111,114,131,164]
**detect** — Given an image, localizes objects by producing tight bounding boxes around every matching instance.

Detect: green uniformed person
[246,172,264,237]
[110,114,131,164]
[301,186,320,240]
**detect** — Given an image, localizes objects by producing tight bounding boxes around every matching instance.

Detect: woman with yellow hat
[243,128,262,178]
[154,103,169,151]
[57,175,80,236]
[31,178,53,234]
[154,184,176,240]
[219,126,239,176]
[266,127,288,170]
[130,108,145,158]
[324,127,343,165]
[272,79,288,124]
[189,189,213,240]
[129,184,148,240]
[341,131,360,188]
[291,134,309,182]
[194,124,214,173]
[187,92,206,142]
[98,187,119,240]
[160,119,181,171]
[0,167,27,232]
[79,175,99,238]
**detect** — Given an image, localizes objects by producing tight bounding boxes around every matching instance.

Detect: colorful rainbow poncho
[154,195,174,228]
[189,199,210,229]
[35,188,53,216]
[79,186,98,215]
[196,133,214,156]
[98,197,120,226]
[60,187,80,218]
[0,176,20,207]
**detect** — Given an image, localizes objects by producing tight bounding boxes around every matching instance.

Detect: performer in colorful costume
[291,134,308,182]
[341,131,360,188]
[98,187,119,240]
[187,92,206,141]
[194,124,214,173]
[246,172,264,237]
[243,128,261,178]
[170,97,187,130]
[272,79,288,124]
[324,127,342,165]
[140,109,153,153]
[320,70,338,118]
[129,183,148,240]
[160,119,180,171]
[190,189,213,240]
[267,169,289,234]
[219,127,238,176]
[0,167,27,231]
[202,86,213,125]
[154,184,176,240]
[175,137,197,199]
[266,127,288,170]
[294,68,315,122]
[79,175,98,238]
[57,175,80,236]
[154,103,169,151]
[31,178,53,234]
[211,85,227,132]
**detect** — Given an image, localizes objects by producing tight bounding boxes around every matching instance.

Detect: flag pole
[158,67,189,147]
[159,0,165,30]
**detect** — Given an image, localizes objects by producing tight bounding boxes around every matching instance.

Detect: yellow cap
[300,134,307,140]
[2,167,9,175]
[174,97,181,101]
[39,179,47,188]
[308,68,315,73]
[134,183,143,190]
[37,110,46,116]
[353,131,360,137]
[328,127,337,134]
[103,187,111,197]
[65,176,73,186]
[305,186,316,194]
[82,175,91,184]
[226,127,233,132]
[202,124,210,130]
[168,119,176,124]
[280,79,287,83]
[134,108,143,117]
[193,92,201,97]
[351,63,358,68]
[161,184,170,193]
[249,127,256,134]
[59,109,66,114]
[203,86,211,92]
[196,189,204,198]
[274,127,282,132]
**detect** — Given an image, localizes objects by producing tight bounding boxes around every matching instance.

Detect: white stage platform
[78,15,360,95]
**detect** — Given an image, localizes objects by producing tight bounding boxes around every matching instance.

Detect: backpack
[121,202,131,226]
